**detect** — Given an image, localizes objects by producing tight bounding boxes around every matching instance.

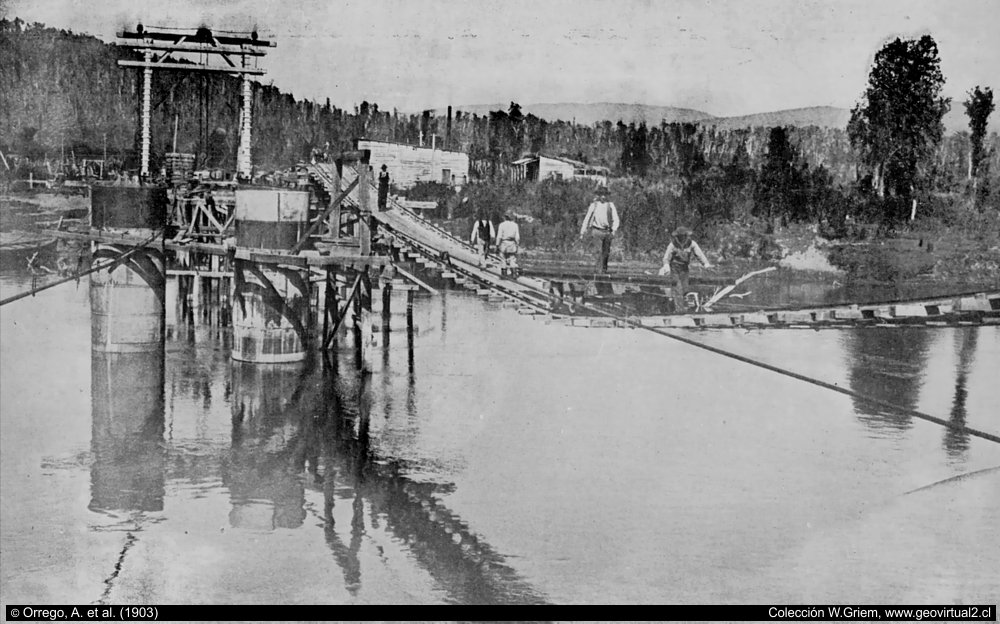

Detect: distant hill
[440,102,997,134]
[707,105,997,134]
[441,102,715,126]
[703,106,851,130]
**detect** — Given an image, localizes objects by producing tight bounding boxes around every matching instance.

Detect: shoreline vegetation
[1,22,997,297]
[2,186,998,297]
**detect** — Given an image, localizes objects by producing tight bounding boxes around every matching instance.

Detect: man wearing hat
[377,164,390,210]
[579,186,620,273]
[495,212,521,278]
[658,226,713,312]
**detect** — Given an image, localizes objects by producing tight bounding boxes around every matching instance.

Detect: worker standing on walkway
[378,164,390,210]
[495,213,521,279]
[659,226,712,312]
[469,211,496,266]
[579,186,620,273]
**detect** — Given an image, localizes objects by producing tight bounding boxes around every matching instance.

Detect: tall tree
[755,127,801,222]
[848,36,950,207]
[507,101,524,157]
[964,86,995,187]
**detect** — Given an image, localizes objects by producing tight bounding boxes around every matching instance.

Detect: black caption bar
[4,604,997,621]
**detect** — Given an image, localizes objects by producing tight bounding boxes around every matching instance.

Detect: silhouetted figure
[377,164,389,210]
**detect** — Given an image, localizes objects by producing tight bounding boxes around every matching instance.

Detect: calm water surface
[1,273,998,604]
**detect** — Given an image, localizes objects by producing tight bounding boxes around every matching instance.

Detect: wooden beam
[290,177,360,254]
[394,265,440,295]
[117,60,266,75]
[233,248,391,267]
[325,274,362,350]
[327,167,343,239]
[118,30,275,47]
[121,42,268,56]
[357,156,371,257]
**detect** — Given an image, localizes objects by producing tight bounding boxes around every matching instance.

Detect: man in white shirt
[495,213,521,278]
[579,186,620,273]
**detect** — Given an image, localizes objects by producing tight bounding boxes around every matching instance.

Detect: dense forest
[2,20,998,254]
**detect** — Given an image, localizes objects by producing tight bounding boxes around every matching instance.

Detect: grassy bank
[418,179,1000,289]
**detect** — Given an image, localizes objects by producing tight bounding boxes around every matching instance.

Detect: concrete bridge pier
[89,186,167,353]
[231,188,312,363]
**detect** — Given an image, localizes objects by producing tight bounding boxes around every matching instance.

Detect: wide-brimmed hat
[672,226,692,237]
[596,186,610,196]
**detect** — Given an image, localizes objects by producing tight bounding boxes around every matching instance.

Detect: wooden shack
[355,139,470,190]
[511,154,610,184]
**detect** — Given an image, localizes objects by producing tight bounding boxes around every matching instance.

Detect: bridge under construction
[2,24,996,451]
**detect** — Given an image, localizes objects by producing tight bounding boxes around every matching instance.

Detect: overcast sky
[4,0,998,117]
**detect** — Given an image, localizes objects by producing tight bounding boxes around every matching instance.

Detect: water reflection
[90,350,166,513]
[843,328,931,435]
[224,360,310,530]
[305,366,548,604]
[209,340,545,603]
[945,329,977,459]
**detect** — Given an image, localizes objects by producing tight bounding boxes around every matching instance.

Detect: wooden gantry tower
[116,25,272,180]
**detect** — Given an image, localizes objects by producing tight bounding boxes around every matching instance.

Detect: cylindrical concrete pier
[90,185,167,353]
[231,188,312,363]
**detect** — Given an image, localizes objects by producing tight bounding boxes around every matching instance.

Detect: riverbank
[3,188,997,297]
[432,212,1000,291]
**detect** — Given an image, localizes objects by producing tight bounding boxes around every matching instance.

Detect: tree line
[1,20,997,231]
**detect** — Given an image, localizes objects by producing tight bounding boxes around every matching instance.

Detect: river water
[1,273,998,605]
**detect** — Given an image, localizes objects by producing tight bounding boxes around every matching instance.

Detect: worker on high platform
[659,226,713,312]
[579,186,620,273]
[495,213,520,279]
[378,164,390,210]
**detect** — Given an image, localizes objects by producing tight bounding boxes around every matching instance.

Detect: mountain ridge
[432,102,995,134]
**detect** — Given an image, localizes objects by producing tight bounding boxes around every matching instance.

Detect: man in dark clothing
[377,164,390,210]
[659,226,713,312]
[469,212,496,265]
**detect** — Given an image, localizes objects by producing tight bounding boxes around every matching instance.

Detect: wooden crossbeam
[118,60,266,75]
[393,265,440,295]
[234,248,389,266]
[121,42,268,56]
[324,274,363,350]
[290,177,359,254]
[118,30,275,47]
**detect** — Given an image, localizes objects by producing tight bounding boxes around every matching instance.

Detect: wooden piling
[381,279,392,335]
[355,151,375,372]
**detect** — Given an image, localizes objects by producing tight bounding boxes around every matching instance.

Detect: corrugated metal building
[511,154,610,183]
[355,139,470,190]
